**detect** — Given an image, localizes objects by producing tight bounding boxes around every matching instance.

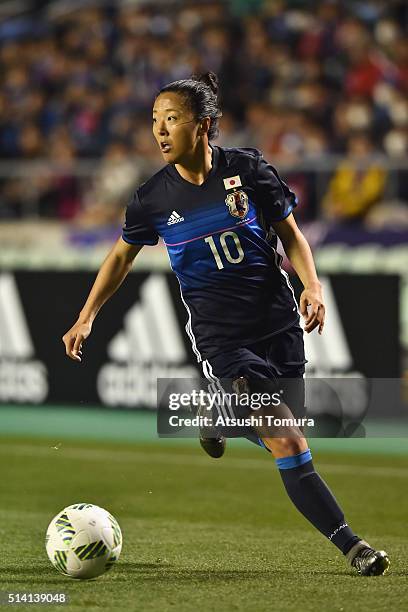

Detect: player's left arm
[272,213,325,334]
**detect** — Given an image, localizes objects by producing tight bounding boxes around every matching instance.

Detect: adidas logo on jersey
[167,210,184,225]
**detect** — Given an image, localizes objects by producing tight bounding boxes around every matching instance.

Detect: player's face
[152,93,200,163]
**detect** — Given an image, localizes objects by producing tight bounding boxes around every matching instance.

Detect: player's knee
[232,376,250,395]
[271,436,307,458]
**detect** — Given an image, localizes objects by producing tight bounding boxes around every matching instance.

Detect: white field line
[0,442,407,479]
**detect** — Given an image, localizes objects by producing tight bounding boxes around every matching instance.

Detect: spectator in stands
[76,141,141,228]
[323,133,387,222]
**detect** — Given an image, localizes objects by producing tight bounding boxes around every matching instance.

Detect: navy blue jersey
[122,146,299,361]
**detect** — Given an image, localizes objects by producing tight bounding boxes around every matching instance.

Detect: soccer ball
[45,503,122,579]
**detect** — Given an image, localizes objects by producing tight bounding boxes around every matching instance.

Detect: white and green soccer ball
[45,503,122,579]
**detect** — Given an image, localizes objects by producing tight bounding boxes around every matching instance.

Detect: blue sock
[277,450,360,554]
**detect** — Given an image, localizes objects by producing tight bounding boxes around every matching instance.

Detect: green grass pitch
[0,436,408,612]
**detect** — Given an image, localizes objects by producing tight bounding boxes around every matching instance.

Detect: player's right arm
[62,238,143,362]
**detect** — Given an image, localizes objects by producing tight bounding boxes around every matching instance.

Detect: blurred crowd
[0,0,407,227]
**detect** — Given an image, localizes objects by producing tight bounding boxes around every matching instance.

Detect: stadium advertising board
[0,272,400,417]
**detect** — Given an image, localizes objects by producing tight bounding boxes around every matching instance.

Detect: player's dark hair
[157,72,222,140]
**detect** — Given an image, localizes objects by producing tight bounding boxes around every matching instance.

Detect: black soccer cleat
[348,541,390,576]
[199,435,226,459]
[197,401,226,459]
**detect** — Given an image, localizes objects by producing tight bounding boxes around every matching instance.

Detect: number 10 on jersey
[204,231,244,270]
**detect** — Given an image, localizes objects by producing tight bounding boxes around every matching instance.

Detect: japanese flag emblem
[223,175,242,190]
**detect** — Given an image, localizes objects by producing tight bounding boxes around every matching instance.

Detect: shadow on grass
[0,561,361,586]
[105,561,349,582]
[0,563,99,586]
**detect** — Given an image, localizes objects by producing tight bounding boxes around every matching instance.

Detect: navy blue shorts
[201,323,307,446]
[203,323,306,379]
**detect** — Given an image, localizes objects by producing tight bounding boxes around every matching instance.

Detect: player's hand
[299,283,325,335]
[62,320,92,362]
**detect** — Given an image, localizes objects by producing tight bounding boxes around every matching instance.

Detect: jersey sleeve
[255,154,298,222]
[122,190,159,246]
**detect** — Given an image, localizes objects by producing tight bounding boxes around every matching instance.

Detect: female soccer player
[62,72,389,576]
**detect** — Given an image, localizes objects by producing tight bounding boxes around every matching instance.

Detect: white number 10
[204,231,244,270]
